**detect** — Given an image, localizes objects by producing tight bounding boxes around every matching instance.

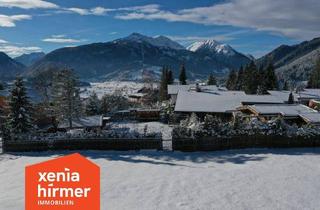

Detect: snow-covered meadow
[1,148,320,210]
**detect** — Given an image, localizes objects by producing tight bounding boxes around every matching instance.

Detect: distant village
[0,59,320,151]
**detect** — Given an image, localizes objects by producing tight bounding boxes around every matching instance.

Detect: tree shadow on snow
[6,147,320,166]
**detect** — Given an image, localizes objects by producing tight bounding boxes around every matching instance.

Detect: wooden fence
[172,135,320,152]
[3,138,162,152]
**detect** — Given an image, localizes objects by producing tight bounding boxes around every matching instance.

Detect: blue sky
[0,0,319,58]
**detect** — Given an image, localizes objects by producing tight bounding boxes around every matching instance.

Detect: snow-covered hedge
[172,113,320,139]
[8,128,161,141]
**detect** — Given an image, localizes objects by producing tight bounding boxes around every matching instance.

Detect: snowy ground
[80,81,155,99]
[1,148,320,210]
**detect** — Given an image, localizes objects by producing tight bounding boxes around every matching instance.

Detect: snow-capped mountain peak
[121,33,185,50]
[187,40,235,56]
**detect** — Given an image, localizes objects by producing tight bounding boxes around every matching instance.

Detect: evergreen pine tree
[235,66,244,90]
[283,81,290,91]
[159,67,168,101]
[207,73,217,85]
[288,92,294,104]
[166,68,174,85]
[243,64,251,93]
[257,66,268,94]
[243,62,259,94]
[7,77,33,134]
[100,95,109,114]
[86,92,100,116]
[226,70,238,90]
[264,63,278,90]
[179,64,187,85]
[31,70,55,105]
[51,69,82,129]
[307,58,320,88]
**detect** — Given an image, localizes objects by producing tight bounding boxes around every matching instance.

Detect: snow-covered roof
[299,113,320,124]
[241,95,284,104]
[58,115,103,129]
[168,84,226,95]
[248,104,317,117]
[174,91,239,113]
[268,89,320,102]
[302,89,320,97]
[174,89,287,113]
[267,91,299,102]
[298,89,320,100]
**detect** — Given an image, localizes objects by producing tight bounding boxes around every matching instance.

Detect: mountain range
[25,33,251,81]
[257,37,320,82]
[15,52,45,67]
[0,33,319,82]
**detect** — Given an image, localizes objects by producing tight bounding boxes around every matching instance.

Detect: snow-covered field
[1,148,320,210]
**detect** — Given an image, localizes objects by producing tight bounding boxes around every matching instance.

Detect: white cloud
[119,4,160,13]
[114,0,320,40]
[63,45,77,48]
[0,38,41,57]
[51,34,66,38]
[0,0,58,9]
[90,7,111,16]
[65,7,89,16]
[42,35,86,43]
[0,14,31,27]
[0,44,41,57]
[62,5,158,17]
[42,38,83,43]
[109,32,118,35]
[0,38,8,43]
[63,6,112,16]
